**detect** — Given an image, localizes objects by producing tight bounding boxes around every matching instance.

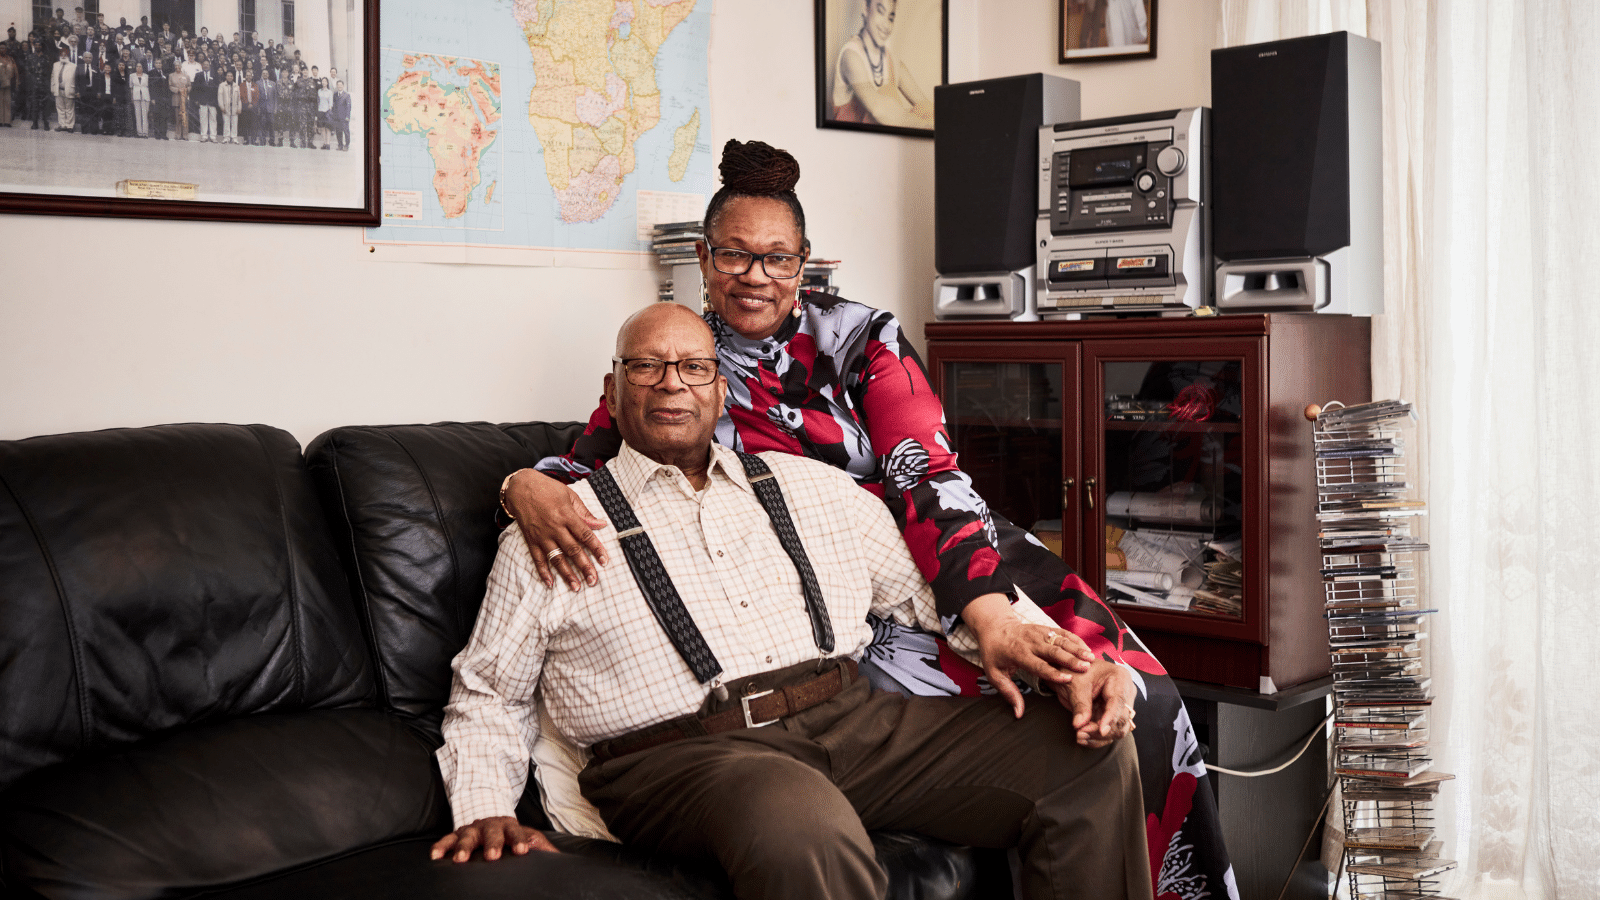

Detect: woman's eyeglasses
[707,247,804,279]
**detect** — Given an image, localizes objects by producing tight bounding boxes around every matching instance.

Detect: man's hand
[1061,659,1138,749]
[505,468,610,591]
[429,816,558,863]
[962,593,1095,718]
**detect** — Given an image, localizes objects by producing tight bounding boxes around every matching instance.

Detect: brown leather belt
[590,659,858,763]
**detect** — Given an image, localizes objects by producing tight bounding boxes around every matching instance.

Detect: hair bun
[718,139,801,195]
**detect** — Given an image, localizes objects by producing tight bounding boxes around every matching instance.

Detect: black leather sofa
[0,422,1008,900]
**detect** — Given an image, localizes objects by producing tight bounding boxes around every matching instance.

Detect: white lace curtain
[1219,2,1600,897]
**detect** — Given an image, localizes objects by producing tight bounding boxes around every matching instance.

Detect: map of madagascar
[385,55,503,218]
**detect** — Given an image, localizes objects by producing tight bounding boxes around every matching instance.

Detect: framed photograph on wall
[1060,0,1157,64]
[815,0,947,138]
[0,0,379,226]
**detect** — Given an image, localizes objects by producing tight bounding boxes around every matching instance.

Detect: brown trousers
[580,659,1153,900]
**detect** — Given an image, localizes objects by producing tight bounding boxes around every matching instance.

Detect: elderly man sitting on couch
[429,303,1154,900]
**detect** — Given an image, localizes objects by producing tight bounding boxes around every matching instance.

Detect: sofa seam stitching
[0,469,94,751]
[251,425,307,706]
[325,434,390,710]
[386,432,466,637]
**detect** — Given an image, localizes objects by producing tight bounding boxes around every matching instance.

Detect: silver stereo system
[1035,107,1210,316]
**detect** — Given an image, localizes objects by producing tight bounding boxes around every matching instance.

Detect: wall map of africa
[367,0,713,260]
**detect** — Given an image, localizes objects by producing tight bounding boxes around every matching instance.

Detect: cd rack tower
[1312,400,1456,899]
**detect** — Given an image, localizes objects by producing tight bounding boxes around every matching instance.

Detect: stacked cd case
[1315,400,1456,900]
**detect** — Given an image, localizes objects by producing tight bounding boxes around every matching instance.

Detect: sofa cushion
[304,422,583,743]
[191,836,722,900]
[0,425,373,792]
[0,709,451,900]
[191,831,1000,900]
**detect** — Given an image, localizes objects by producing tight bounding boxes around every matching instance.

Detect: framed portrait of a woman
[1061,0,1157,63]
[815,0,946,138]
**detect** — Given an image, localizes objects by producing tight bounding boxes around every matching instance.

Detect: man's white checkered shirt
[437,441,981,828]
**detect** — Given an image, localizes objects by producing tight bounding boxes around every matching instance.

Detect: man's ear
[713,374,728,414]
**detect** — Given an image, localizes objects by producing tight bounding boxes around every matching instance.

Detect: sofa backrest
[305,421,583,745]
[0,424,374,791]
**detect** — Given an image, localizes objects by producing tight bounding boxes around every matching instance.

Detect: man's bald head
[615,302,710,358]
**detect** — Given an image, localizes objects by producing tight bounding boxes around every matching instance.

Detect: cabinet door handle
[1084,477,1096,511]
[1061,478,1075,510]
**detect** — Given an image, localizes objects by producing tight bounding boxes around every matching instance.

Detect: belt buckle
[740,689,777,728]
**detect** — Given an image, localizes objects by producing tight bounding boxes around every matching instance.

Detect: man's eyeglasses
[612,357,721,386]
[707,246,804,279]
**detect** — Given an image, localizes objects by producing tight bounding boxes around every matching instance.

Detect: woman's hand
[505,468,610,590]
[961,593,1095,718]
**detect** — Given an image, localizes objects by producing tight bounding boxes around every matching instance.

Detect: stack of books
[802,259,841,295]
[650,221,703,307]
[650,220,703,266]
[1314,400,1456,899]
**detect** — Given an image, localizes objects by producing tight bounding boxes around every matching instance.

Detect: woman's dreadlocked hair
[703,139,808,250]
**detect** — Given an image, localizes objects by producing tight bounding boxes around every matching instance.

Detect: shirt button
[765,655,773,663]
[740,600,748,608]
[717,550,724,557]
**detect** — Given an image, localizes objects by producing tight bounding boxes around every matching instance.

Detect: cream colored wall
[0,0,1218,448]
[954,0,1216,116]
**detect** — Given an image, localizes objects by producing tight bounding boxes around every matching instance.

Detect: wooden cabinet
[926,314,1370,691]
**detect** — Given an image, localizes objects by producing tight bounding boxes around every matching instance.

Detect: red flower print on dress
[901,500,944,583]
[788,332,820,374]
[801,407,845,445]
[1043,575,1168,675]
[1148,773,1204,900]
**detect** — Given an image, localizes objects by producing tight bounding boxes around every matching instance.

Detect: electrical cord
[1274,777,1339,900]
[1201,711,1340,900]
[1207,712,1333,777]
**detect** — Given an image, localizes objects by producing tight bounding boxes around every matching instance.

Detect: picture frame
[0,0,379,226]
[1060,0,1158,64]
[815,0,947,138]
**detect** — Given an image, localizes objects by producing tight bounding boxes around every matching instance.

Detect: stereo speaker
[933,73,1079,319]
[1210,32,1383,315]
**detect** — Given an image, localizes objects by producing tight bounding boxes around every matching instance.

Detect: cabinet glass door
[1098,358,1246,620]
[941,360,1068,558]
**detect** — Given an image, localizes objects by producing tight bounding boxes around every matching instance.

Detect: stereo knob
[1135,171,1157,192]
[1156,146,1186,176]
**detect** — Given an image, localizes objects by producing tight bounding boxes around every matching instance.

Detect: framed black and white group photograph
[1060,0,1157,64]
[814,0,946,138]
[0,0,378,225]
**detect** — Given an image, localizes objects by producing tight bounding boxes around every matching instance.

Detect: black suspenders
[586,452,835,695]
[739,454,835,655]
